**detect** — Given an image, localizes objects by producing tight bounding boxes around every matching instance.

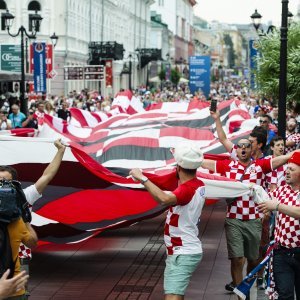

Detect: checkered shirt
[216,158,272,220]
[19,244,32,259]
[164,178,205,255]
[269,185,300,248]
[285,132,300,153]
[264,155,286,192]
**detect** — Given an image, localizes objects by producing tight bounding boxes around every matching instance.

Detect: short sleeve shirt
[164,178,205,255]
[269,185,300,248]
[8,218,32,296]
[264,155,286,192]
[286,133,300,153]
[19,185,42,259]
[216,158,272,220]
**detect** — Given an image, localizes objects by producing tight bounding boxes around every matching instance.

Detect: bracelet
[140,176,148,184]
[275,203,280,211]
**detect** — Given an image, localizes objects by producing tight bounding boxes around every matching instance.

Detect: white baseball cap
[172,142,203,170]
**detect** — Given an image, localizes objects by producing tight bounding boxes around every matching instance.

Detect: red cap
[288,152,300,166]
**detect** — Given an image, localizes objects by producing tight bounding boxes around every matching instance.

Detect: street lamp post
[278,0,289,140]
[128,54,132,91]
[2,9,42,115]
[250,3,293,139]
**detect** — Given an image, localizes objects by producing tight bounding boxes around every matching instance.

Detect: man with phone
[21,110,38,129]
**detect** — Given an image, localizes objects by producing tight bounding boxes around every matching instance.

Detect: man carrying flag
[130,142,205,300]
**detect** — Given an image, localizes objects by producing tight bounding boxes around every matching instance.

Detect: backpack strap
[12,181,32,223]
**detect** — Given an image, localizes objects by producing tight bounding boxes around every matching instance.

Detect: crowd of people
[1,77,300,300]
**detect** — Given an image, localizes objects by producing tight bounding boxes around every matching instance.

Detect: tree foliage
[254,22,300,106]
[158,68,166,82]
[170,68,181,87]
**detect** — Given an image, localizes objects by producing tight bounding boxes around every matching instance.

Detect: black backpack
[0,222,15,279]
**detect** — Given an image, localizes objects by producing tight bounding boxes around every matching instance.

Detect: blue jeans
[273,249,300,300]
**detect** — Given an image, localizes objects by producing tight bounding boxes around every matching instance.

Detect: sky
[194,0,299,26]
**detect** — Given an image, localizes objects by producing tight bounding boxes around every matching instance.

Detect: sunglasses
[236,143,251,149]
[259,120,268,124]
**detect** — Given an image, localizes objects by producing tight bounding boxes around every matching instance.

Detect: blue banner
[189,56,210,98]
[33,42,46,93]
[249,39,259,90]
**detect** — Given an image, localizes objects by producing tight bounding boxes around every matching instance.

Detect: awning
[0,71,33,81]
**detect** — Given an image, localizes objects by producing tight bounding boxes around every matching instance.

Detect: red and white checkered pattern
[270,185,300,248]
[164,179,205,255]
[285,132,300,153]
[18,244,32,259]
[264,155,286,192]
[216,158,272,220]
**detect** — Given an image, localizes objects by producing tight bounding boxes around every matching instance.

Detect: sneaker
[225,281,236,292]
[257,277,264,290]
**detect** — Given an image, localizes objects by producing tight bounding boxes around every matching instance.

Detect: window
[158,0,164,6]
[28,1,41,32]
[0,0,7,31]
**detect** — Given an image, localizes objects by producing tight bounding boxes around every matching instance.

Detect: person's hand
[257,200,279,214]
[0,270,29,299]
[129,168,143,181]
[54,138,66,151]
[210,109,220,120]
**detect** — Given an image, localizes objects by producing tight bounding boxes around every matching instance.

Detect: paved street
[28,201,267,299]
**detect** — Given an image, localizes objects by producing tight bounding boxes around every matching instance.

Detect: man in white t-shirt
[0,139,66,296]
[130,142,205,299]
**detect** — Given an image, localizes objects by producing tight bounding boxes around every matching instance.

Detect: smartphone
[210,99,217,112]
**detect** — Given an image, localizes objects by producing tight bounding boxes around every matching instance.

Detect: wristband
[140,176,148,184]
[275,203,280,211]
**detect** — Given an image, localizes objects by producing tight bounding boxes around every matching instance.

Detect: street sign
[0,45,21,72]
[64,65,105,81]
[84,65,105,81]
[48,69,58,79]
[64,66,84,80]
[84,73,105,80]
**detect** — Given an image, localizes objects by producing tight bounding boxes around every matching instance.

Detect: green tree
[158,67,166,89]
[170,68,181,87]
[224,34,236,68]
[254,22,300,106]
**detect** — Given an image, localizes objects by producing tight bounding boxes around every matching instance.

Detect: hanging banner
[189,56,211,98]
[33,42,46,93]
[105,60,113,87]
[249,39,259,90]
[30,44,53,78]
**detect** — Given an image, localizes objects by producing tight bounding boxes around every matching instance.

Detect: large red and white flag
[0,99,254,244]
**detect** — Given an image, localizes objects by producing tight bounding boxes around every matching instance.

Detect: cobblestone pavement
[28,201,269,299]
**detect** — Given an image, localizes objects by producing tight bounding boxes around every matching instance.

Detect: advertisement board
[189,56,211,98]
[33,42,47,93]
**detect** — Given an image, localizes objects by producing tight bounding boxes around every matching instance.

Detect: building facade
[0,0,154,97]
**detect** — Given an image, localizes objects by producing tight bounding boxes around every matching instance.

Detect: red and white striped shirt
[164,178,205,255]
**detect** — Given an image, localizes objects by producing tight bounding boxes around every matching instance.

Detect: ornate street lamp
[250,2,293,139]
[2,9,42,115]
[250,9,262,32]
[50,32,59,48]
